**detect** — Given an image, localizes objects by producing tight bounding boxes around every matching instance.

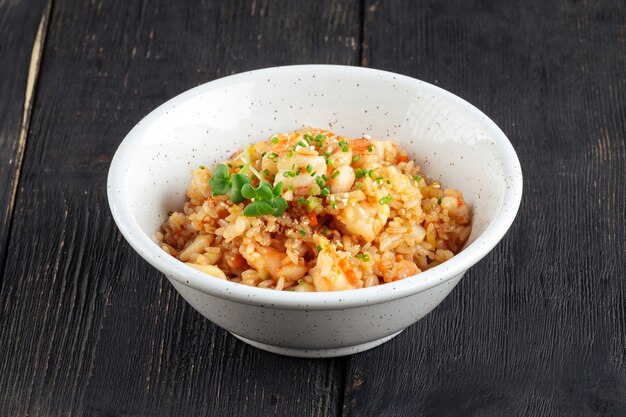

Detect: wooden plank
[0,0,361,416]
[344,1,626,416]
[0,0,50,277]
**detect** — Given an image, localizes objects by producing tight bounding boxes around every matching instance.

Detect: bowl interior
[109,65,521,305]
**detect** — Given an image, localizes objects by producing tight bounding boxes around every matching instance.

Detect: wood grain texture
[0,0,50,278]
[0,0,360,416]
[344,1,626,416]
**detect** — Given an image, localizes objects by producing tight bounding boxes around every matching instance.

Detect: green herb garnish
[209,148,287,217]
[241,181,287,217]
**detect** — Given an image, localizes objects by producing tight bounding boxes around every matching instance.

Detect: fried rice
[157,127,471,292]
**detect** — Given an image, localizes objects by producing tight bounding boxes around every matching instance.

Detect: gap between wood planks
[0,0,53,286]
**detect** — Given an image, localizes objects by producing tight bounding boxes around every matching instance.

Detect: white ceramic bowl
[108,65,522,358]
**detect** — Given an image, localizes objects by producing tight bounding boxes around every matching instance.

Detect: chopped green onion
[356,253,371,262]
[299,229,307,236]
[199,165,205,169]
[306,164,313,173]
[438,197,442,205]
[320,187,330,197]
[271,136,279,144]
[298,279,305,285]
[356,182,363,189]
[287,150,295,158]
[331,170,340,179]
[316,245,322,253]
[167,211,173,216]
[323,150,331,157]
[379,195,392,205]
[304,133,314,143]
[263,169,270,177]
[330,200,338,208]
[297,197,305,205]
[321,173,328,181]
[352,155,360,163]
[268,152,278,160]
[368,144,373,153]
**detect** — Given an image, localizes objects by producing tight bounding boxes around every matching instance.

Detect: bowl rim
[107,64,523,311]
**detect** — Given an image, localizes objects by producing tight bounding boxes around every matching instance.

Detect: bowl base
[230,330,403,358]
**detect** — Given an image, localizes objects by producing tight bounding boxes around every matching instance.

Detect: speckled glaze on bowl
[108,65,522,358]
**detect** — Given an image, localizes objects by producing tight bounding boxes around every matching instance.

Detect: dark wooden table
[1,0,625,416]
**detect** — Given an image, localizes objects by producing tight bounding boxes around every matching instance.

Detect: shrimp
[337,200,390,242]
[274,153,327,196]
[310,245,360,291]
[326,143,355,193]
[259,132,306,176]
[328,141,352,167]
[441,189,471,225]
[377,256,420,283]
[349,138,397,168]
[240,244,308,282]
[328,165,356,194]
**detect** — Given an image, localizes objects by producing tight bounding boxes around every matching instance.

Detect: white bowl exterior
[168,272,463,350]
[108,65,522,352]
